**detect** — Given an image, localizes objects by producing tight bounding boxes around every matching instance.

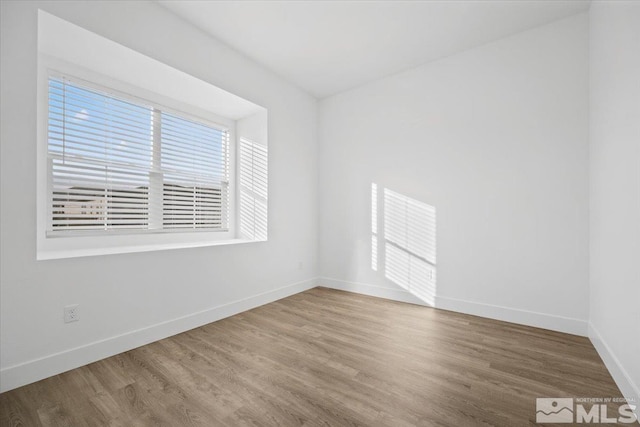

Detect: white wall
[318,14,590,335]
[589,1,640,407]
[2,0,636,403]
[0,0,317,392]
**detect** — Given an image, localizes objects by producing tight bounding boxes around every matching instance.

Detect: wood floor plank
[0,287,635,426]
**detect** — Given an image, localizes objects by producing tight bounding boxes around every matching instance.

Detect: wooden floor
[0,287,632,426]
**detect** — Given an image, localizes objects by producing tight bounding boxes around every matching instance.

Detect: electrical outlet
[298,261,303,270]
[64,304,79,323]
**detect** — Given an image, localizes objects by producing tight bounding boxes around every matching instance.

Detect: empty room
[0,0,638,425]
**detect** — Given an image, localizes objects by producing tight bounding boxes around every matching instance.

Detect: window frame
[37,55,249,259]
[45,70,233,237]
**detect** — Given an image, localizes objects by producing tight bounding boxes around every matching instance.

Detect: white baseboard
[436,295,588,336]
[319,277,431,306]
[0,277,318,393]
[588,322,640,419]
[319,277,588,336]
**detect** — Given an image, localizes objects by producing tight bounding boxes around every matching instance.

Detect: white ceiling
[160,0,590,99]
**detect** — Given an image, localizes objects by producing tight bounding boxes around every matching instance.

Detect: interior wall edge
[436,294,588,337]
[588,322,640,419]
[320,277,588,337]
[0,276,319,393]
[319,277,430,306]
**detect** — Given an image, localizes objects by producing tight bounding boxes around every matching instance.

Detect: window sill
[37,238,262,261]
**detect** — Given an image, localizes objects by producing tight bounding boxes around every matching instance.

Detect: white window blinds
[47,75,229,234]
[160,111,229,230]
[239,137,268,241]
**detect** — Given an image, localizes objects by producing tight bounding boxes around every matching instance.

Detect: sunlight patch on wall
[383,188,436,305]
[371,183,378,271]
[239,137,268,241]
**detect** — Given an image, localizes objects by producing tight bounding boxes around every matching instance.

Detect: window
[47,74,230,235]
[37,11,268,259]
